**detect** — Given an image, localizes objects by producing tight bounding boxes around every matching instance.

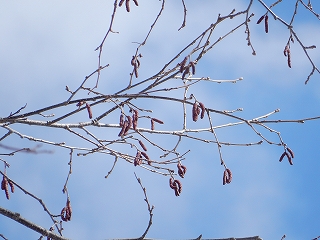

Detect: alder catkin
[180,56,188,73]
[287,50,292,68]
[134,151,142,166]
[85,102,93,119]
[279,151,286,162]
[169,178,175,189]
[1,176,10,199]
[133,0,138,6]
[131,56,135,66]
[151,118,164,124]
[223,168,232,185]
[199,102,205,119]
[119,114,124,127]
[119,0,125,6]
[1,176,6,190]
[141,151,151,165]
[285,152,293,165]
[66,200,72,221]
[174,179,182,196]
[287,147,294,158]
[118,121,128,137]
[256,15,265,24]
[132,109,138,130]
[61,207,67,221]
[283,45,289,56]
[124,116,132,135]
[8,180,14,193]
[134,65,139,78]
[264,14,269,33]
[177,163,187,178]
[190,61,196,75]
[125,0,130,12]
[138,140,147,151]
[192,102,199,122]
[182,66,190,80]
[226,168,232,184]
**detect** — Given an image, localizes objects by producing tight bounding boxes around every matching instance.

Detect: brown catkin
[138,140,147,151]
[182,66,190,80]
[132,109,138,130]
[131,56,135,66]
[287,147,294,158]
[169,178,175,189]
[190,61,196,75]
[192,102,199,122]
[61,207,67,221]
[141,151,151,165]
[177,163,187,178]
[119,0,125,6]
[264,14,269,33]
[199,102,205,119]
[223,170,227,185]
[134,151,142,166]
[1,176,9,199]
[283,45,289,56]
[285,152,293,165]
[8,180,14,193]
[226,168,232,184]
[152,118,164,124]
[287,50,292,68]
[133,0,138,6]
[1,176,6,190]
[86,102,93,119]
[223,168,232,185]
[66,200,72,221]
[151,119,155,130]
[256,15,265,24]
[180,56,188,73]
[118,121,128,137]
[279,151,286,162]
[126,116,132,129]
[125,0,130,12]
[134,65,139,78]
[174,179,182,196]
[136,58,140,68]
[119,114,124,127]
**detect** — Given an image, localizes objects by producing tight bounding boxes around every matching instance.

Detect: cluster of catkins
[1,175,14,200]
[61,199,72,222]
[119,0,138,12]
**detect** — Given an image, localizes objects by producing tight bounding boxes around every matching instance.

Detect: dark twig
[134,172,154,240]
[178,0,187,31]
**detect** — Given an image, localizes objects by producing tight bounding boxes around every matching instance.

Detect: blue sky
[0,1,320,240]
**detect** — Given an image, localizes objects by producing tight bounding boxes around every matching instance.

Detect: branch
[134,173,154,240]
[0,206,69,240]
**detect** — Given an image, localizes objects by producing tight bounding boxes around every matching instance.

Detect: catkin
[152,118,164,124]
[264,15,269,33]
[192,102,199,122]
[86,103,93,119]
[138,140,147,151]
[125,0,130,12]
[199,102,205,119]
[180,56,188,73]
[287,147,294,158]
[256,15,265,24]
[190,61,196,75]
